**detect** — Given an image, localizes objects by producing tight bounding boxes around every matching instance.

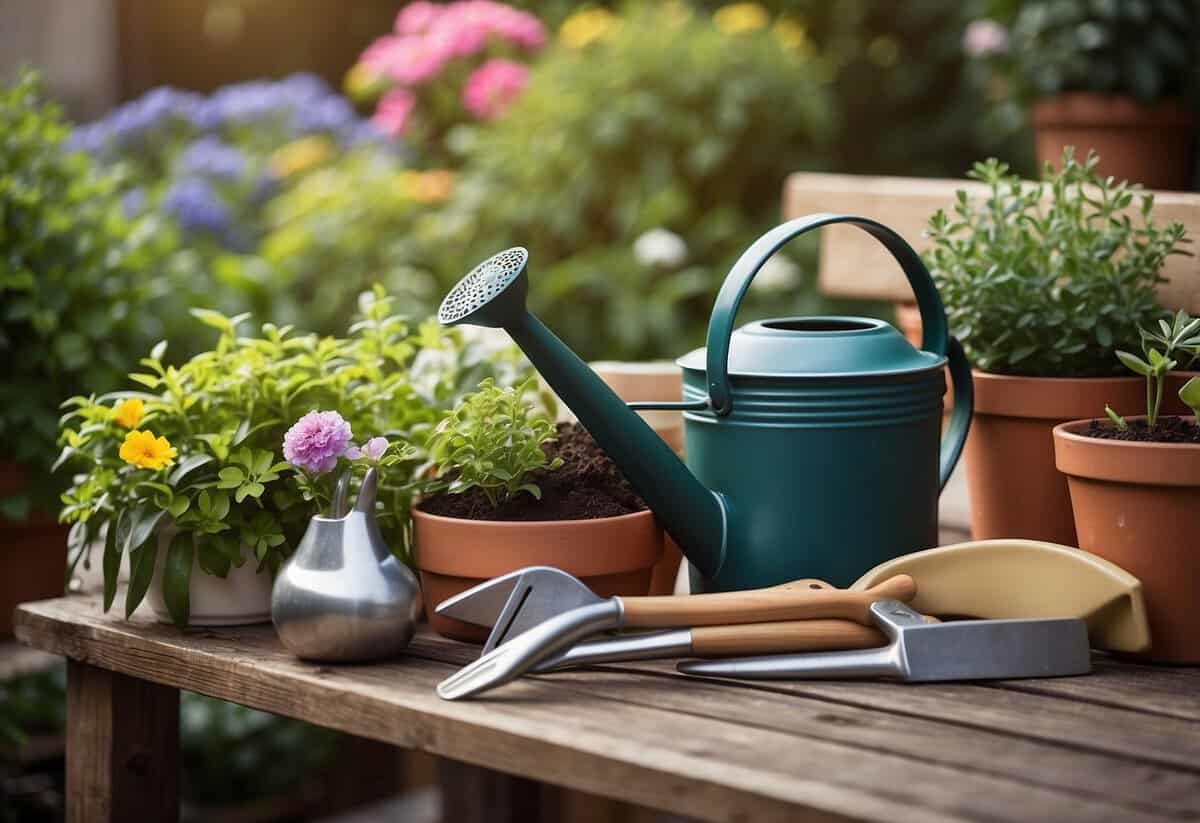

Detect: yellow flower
[270,136,333,179]
[399,169,455,204]
[559,7,619,49]
[112,398,145,429]
[119,430,177,471]
[773,19,808,53]
[344,63,381,101]
[714,2,768,35]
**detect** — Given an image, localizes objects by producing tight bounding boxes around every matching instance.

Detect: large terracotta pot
[0,462,68,637]
[1031,93,1196,191]
[1054,418,1200,662]
[413,508,663,641]
[966,372,1144,545]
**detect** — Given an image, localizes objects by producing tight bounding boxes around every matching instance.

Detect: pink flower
[963,19,1008,58]
[395,1,444,35]
[346,436,389,462]
[372,88,417,137]
[283,411,353,474]
[462,58,529,120]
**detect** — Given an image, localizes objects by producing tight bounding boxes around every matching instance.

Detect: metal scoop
[678,601,1091,683]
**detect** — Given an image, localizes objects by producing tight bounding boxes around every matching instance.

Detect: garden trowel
[678,601,1091,683]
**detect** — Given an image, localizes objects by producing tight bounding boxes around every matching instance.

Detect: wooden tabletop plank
[15,595,1200,823]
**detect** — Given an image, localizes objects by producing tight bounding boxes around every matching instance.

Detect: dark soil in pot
[419,422,646,521]
[1080,417,1200,443]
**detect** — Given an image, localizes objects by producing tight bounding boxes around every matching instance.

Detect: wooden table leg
[66,660,179,823]
[439,758,554,823]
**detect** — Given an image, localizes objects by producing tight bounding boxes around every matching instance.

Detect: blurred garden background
[2,0,1196,820]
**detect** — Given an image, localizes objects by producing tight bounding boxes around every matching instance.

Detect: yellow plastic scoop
[850,539,1151,653]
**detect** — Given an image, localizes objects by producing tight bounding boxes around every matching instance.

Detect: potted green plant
[413,379,662,641]
[0,71,181,635]
[926,150,1189,544]
[56,290,521,627]
[1053,315,1200,662]
[965,3,1197,189]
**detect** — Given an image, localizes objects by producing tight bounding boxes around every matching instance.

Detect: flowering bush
[0,70,179,520]
[67,74,399,346]
[57,289,529,625]
[347,1,546,159]
[437,2,832,359]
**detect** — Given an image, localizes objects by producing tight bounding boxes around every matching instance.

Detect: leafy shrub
[57,289,528,624]
[427,377,560,506]
[436,2,833,360]
[0,69,178,519]
[926,150,1189,377]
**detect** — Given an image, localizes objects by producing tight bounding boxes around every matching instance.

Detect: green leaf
[197,539,232,577]
[217,466,245,489]
[125,541,159,619]
[1104,405,1128,430]
[124,504,166,555]
[1116,350,1153,376]
[162,532,193,628]
[1179,377,1200,417]
[102,519,120,612]
[168,454,213,486]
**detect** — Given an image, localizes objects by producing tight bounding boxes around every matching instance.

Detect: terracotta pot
[146,525,273,626]
[580,360,685,594]
[1031,93,1196,191]
[1163,371,1200,417]
[966,372,1144,545]
[0,462,68,637]
[413,507,663,641]
[1054,418,1200,662]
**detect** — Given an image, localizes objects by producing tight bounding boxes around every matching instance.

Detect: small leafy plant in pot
[413,379,662,642]
[1053,313,1200,662]
[926,149,1189,545]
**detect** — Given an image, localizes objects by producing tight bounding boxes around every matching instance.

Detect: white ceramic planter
[147,526,273,626]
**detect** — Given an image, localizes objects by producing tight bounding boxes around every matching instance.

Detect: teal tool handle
[704,213,971,488]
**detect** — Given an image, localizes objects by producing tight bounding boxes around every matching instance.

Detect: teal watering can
[437,214,973,592]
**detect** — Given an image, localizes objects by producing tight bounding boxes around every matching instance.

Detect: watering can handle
[705,213,972,490]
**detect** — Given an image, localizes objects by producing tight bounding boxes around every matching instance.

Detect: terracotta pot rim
[971,370,1144,420]
[1053,417,1200,486]
[412,506,654,527]
[1031,93,1195,128]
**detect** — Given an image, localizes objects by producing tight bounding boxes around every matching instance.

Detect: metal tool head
[438,247,530,328]
[678,601,1091,682]
[437,600,621,701]
[433,566,603,653]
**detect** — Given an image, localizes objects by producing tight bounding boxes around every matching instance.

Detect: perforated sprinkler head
[438,247,530,328]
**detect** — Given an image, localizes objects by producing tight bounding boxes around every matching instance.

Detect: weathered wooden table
[14,590,1200,823]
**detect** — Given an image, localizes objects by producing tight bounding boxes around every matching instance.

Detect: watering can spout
[438,249,728,579]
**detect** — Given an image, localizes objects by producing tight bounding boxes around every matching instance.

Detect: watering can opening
[759,318,877,333]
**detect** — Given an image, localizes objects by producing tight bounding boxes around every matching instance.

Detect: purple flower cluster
[180,136,247,181]
[283,411,354,474]
[161,177,234,237]
[66,87,202,158]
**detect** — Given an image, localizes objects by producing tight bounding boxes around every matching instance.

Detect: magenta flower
[462,58,529,120]
[372,88,417,137]
[283,411,353,474]
[346,436,389,462]
[395,1,443,34]
[963,19,1008,58]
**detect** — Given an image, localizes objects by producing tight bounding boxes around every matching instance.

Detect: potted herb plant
[57,290,521,627]
[413,379,662,641]
[1053,315,1200,662]
[965,2,1197,189]
[926,150,1189,544]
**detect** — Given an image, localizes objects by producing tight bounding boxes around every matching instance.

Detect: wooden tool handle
[691,620,886,656]
[621,574,916,628]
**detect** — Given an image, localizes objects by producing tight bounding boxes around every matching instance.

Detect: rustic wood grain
[783,172,1200,311]
[16,594,1200,823]
[66,659,179,823]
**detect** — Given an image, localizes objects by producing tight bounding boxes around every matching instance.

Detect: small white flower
[962,19,1008,58]
[752,254,802,291]
[633,228,688,268]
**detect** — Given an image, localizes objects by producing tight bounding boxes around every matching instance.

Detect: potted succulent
[964,2,1197,189]
[1053,315,1200,662]
[413,378,662,641]
[926,150,1189,544]
[0,71,180,635]
[56,290,522,627]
